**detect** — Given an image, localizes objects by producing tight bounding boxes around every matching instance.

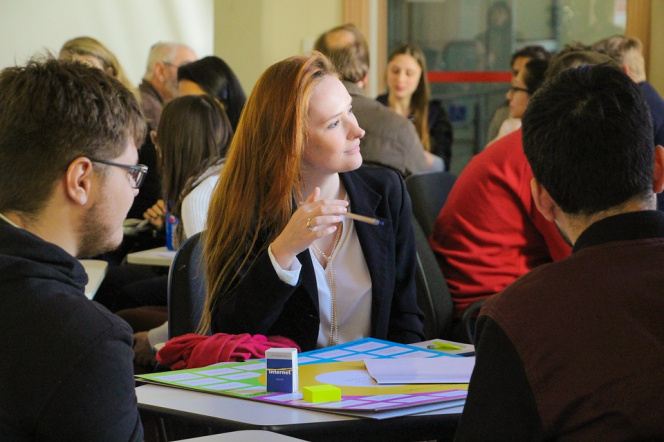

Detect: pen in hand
[342,212,384,226]
[135,218,151,229]
[298,202,384,226]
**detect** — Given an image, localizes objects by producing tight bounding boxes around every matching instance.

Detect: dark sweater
[0,219,142,441]
[456,211,664,441]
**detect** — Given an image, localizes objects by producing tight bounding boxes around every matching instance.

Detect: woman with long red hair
[200,52,424,351]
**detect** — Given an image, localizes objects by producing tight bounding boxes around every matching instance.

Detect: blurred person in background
[177,55,247,131]
[486,45,549,143]
[377,44,453,171]
[59,35,138,98]
[128,42,197,220]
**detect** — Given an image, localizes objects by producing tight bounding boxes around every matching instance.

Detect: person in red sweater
[429,58,571,325]
[456,62,664,442]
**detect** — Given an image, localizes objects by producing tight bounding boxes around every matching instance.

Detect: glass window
[387,0,626,173]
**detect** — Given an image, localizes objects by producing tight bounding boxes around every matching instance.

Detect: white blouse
[269,215,372,348]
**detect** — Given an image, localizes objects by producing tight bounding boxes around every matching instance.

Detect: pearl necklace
[312,221,342,347]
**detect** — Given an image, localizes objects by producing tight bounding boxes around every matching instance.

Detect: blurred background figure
[141,55,246,229]
[58,36,137,97]
[178,55,247,131]
[377,44,453,171]
[429,55,570,341]
[129,94,233,368]
[593,35,664,211]
[495,57,549,140]
[593,35,664,146]
[139,42,197,130]
[486,45,550,143]
[128,42,198,221]
[477,1,513,71]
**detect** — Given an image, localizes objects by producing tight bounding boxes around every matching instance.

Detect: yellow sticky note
[303,385,341,403]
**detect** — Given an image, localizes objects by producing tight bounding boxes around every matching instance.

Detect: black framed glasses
[88,158,148,189]
[509,85,531,94]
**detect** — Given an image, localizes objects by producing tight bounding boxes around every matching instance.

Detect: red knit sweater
[430,128,571,316]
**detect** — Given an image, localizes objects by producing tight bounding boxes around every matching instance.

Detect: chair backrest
[405,171,457,238]
[412,215,454,340]
[167,232,208,339]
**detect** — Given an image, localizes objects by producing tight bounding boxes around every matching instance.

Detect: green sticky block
[303,385,341,403]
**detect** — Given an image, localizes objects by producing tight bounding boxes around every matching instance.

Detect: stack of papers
[365,357,475,384]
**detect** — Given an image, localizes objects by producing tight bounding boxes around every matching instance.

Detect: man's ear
[153,61,168,84]
[653,145,664,194]
[65,157,94,206]
[530,177,556,222]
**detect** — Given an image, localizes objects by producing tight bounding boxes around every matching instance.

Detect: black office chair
[412,215,454,340]
[405,171,457,238]
[167,232,209,339]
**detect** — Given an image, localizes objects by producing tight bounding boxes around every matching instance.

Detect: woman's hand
[270,187,348,269]
[143,199,166,228]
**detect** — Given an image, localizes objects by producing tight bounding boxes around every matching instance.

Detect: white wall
[0,0,214,86]
[214,0,343,95]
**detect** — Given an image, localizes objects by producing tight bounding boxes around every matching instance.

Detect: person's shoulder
[375,93,388,106]
[640,81,664,110]
[483,258,562,318]
[68,294,133,339]
[429,98,444,110]
[354,93,408,123]
[353,164,403,182]
[346,165,404,193]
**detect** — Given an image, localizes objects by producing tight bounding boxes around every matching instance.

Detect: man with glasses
[0,57,146,441]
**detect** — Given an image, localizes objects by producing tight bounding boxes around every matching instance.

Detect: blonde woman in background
[377,44,453,170]
[59,36,138,98]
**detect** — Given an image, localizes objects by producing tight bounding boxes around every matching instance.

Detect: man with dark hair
[315,24,439,176]
[0,58,146,440]
[456,64,664,440]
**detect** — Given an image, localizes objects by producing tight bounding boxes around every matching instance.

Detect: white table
[177,430,307,441]
[125,246,176,267]
[79,259,108,299]
[137,384,462,441]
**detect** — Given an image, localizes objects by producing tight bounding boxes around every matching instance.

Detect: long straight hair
[156,94,232,218]
[199,52,336,333]
[387,44,432,151]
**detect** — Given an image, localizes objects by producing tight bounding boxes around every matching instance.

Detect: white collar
[0,213,19,228]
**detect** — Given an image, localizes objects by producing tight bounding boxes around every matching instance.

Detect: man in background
[486,44,550,143]
[0,58,146,440]
[315,24,439,176]
[130,42,197,219]
[456,63,664,440]
[593,35,664,210]
[139,41,197,129]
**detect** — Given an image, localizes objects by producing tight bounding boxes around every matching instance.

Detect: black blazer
[211,166,424,351]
